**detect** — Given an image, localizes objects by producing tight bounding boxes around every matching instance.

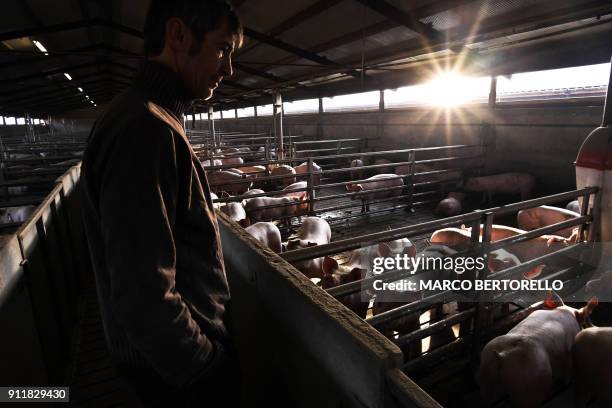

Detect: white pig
[479,293,598,408]
[270,165,297,187]
[573,326,612,407]
[464,172,535,203]
[244,196,300,223]
[294,161,322,185]
[286,217,332,279]
[517,205,579,238]
[207,170,252,195]
[350,159,365,180]
[220,202,249,227]
[346,174,404,213]
[245,222,282,253]
[435,192,466,217]
[322,256,369,318]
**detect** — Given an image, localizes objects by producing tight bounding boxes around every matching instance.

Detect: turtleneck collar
[132,60,194,118]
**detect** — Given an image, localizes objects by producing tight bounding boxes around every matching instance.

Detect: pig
[236,165,267,178]
[241,189,265,198]
[293,161,322,185]
[210,192,221,210]
[220,157,244,166]
[350,159,365,180]
[464,172,535,204]
[566,200,580,214]
[321,256,369,318]
[220,202,249,227]
[573,326,612,408]
[346,174,405,213]
[0,205,35,224]
[430,225,569,278]
[220,147,239,154]
[345,238,417,271]
[201,159,223,167]
[478,293,598,408]
[207,170,252,195]
[517,205,580,238]
[282,181,309,217]
[286,217,332,279]
[270,165,296,187]
[245,222,282,253]
[244,196,300,223]
[237,147,252,153]
[435,192,466,217]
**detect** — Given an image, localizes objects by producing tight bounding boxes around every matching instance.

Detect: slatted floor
[68,281,142,408]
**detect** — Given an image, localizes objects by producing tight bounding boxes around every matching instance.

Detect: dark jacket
[80,61,229,388]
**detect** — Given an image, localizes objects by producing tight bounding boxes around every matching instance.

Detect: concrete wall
[196,103,604,195]
[217,213,440,408]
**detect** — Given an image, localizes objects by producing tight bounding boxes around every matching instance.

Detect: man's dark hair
[143,0,243,57]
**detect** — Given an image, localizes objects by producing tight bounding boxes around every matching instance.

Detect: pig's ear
[356,184,364,192]
[378,243,391,258]
[322,257,338,275]
[544,290,564,309]
[349,267,365,281]
[576,297,599,327]
[287,238,299,250]
[583,297,599,316]
[523,264,544,280]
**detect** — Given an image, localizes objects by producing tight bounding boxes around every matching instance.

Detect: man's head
[143,0,243,100]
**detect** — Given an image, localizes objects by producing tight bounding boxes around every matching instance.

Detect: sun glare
[385,71,491,109]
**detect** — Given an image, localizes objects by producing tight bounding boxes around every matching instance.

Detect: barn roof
[0,0,610,116]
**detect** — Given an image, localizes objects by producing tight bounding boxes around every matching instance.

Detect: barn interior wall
[199,103,603,194]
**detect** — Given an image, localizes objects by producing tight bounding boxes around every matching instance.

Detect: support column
[273,91,284,159]
[207,105,216,148]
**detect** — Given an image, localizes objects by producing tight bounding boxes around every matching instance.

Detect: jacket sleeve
[99,119,216,387]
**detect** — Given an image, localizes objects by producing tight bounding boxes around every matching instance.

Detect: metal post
[488,77,497,108]
[308,158,316,215]
[602,55,612,126]
[406,150,416,212]
[273,91,284,159]
[470,212,494,361]
[208,105,216,148]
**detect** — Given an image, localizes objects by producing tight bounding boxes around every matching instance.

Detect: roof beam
[0,60,135,87]
[232,62,286,82]
[220,79,255,91]
[6,83,121,105]
[3,90,113,112]
[242,27,363,80]
[0,70,130,97]
[0,18,142,43]
[0,43,141,70]
[353,0,444,43]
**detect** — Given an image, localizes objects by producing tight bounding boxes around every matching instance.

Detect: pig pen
[204,143,483,241]
[279,186,600,407]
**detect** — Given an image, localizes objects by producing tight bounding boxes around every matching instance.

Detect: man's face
[179,19,237,100]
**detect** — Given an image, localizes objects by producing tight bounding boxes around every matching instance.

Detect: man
[80,1,243,405]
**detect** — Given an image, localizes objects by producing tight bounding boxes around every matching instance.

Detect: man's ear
[165,17,193,54]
